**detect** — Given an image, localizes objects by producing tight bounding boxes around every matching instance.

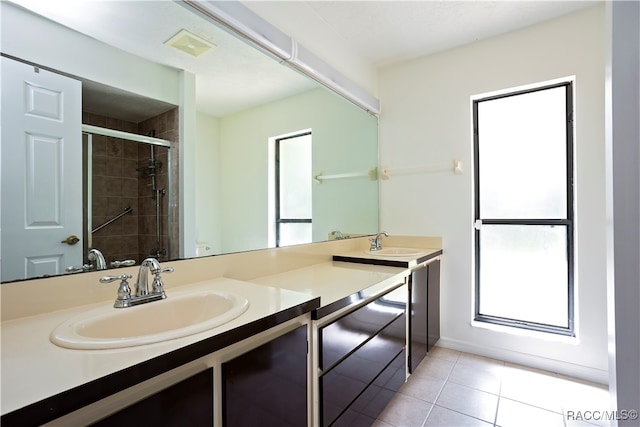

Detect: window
[275,131,312,247]
[473,81,574,336]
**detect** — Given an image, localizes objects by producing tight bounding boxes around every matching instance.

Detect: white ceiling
[245,0,600,67]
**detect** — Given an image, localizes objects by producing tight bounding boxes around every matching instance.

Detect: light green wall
[195,113,222,254]
[215,87,378,253]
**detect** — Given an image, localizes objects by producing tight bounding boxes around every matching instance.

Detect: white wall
[379,5,608,382]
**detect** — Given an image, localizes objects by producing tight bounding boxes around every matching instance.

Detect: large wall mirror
[0,0,379,283]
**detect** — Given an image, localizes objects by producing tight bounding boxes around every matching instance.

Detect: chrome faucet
[100,257,173,308]
[134,257,174,297]
[134,257,160,297]
[369,231,389,251]
[88,248,107,270]
[66,248,108,272]
[330,230,345,240]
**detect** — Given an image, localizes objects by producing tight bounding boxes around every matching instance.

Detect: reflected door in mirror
[1,57,83,282]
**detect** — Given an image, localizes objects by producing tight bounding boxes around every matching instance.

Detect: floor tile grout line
[427,355,502,426]
[427,402,499,426]
[416,350,458,426]
[493,377,503,427]
[420,401,435,427]
[421,353,453,426]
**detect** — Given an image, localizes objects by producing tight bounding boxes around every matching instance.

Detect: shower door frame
[82,124,172,261]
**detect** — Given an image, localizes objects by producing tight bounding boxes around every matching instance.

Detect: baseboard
[436,336,609,385]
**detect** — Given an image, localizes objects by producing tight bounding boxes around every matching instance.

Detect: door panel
[1,57,83,281]
[25,133,63,226]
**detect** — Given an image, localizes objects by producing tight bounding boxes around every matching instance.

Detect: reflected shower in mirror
[82,118,176,273]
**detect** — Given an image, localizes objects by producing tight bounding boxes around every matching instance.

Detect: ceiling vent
[164,29,216,57]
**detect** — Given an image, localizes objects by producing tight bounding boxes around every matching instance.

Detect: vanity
[0,236,441,426]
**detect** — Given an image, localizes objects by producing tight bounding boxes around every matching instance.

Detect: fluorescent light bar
[181,0,293,60]
[288,42,381,114]
[180,0,380,115]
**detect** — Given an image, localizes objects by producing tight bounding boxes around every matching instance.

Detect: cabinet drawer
[321,313,405,427]
[320,287,406,370]
[330,350,406,427]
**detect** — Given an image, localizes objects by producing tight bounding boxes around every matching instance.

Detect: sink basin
[365,247,423,257]
[51,290,249,350]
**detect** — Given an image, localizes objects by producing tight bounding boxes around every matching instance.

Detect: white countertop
[0,261,413,417]
[250,261,409,308]
[0,277,314,416]
[333,247,442,267]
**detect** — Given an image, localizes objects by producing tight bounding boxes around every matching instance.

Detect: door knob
[61,235,80,245]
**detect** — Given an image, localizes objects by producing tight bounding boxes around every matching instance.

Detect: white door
[1,57,83,282]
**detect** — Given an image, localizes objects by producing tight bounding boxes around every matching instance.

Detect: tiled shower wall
[83,108,180,268]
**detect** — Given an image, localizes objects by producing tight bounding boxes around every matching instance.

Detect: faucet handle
[151,266,173,295]
[99,273,133,284]
[110,259,136,268]
[100,274,133,306]
[66,264,92,273]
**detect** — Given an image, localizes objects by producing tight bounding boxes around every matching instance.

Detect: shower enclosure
[82,124,172,267]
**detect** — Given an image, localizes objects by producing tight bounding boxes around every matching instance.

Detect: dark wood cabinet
[409,259,441,373]
[427,259,441,351]
[320,285,407,427]
[222,325,308,427]
[90,368,214,427]
[409,265,428,373]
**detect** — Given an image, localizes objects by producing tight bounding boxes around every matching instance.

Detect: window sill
[471,319,579,344]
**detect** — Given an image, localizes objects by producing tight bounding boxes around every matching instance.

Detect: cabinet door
[90,368,213,427]
[222,325,308,427]
[409,266,428,373]
[427,259,441,350]
[409,259,441,373]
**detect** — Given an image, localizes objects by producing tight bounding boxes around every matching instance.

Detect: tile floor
[375,347,611,427]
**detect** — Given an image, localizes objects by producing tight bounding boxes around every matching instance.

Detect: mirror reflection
[81,126,174,273]
[0,0,379,283]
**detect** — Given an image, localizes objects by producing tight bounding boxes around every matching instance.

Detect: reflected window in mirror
[275,131,312,247]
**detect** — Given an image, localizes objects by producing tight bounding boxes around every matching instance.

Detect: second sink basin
[366,247,424,257]
[51,290,249,350]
